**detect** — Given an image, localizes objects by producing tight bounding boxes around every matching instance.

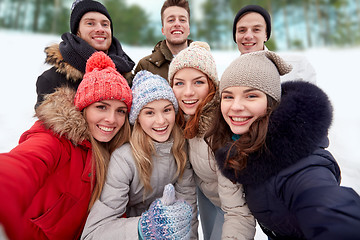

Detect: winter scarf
[59,32,135,74]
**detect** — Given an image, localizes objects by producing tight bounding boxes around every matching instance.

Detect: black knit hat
[232,5,271,43]
[70,0,113,35]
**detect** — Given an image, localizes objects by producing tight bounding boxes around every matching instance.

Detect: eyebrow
[174,75,207,81]
[222,87,260,94]
[142,103,173,110]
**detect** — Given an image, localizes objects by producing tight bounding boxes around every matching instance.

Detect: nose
[230,98,245,111]
[95,22,105,32]
[155,113,166,125]
[244,29,253,40]
[184,84,195,97]
[105,111,115,123]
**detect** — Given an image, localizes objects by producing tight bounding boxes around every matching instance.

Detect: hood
[44,44,84,82]
[216,81,334,185]
[35,87,89,145]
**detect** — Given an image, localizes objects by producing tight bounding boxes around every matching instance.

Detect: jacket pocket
[30,192,77,232]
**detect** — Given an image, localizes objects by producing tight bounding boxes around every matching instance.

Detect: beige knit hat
[219,50,292,102]
[168,41,218,86]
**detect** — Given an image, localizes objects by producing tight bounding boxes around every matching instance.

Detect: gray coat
[81,142,198,240]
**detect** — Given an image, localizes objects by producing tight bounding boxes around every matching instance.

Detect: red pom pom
[85,51,116,73]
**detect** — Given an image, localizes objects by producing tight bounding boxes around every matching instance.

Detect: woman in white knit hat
[206,50,360,239]
[169,41,256,239]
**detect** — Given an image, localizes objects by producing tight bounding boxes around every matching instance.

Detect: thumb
[160,183,176,206]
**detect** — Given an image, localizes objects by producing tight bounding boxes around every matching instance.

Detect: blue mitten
[139,184,192,240]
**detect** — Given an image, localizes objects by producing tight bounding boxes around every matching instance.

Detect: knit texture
[129,70,178,125]
[168,41,218,86]
[220,50,292,102]
[74,51,132,111]
[70,0,113,35]
[139,184,192,240]
[233,5,271,42]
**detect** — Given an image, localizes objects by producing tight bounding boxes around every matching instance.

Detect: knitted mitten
[139,184,192,240]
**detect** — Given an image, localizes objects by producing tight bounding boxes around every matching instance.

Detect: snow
[1,30,359,239]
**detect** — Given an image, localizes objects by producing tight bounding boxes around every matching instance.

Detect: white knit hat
[129,70,178,125]
[168,41,218,86]
[220,50,292,101]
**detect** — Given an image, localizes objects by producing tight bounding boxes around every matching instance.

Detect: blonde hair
[130,119,187,195]
[86,114,131,209]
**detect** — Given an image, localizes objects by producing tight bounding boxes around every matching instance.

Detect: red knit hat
[74,51,132,111]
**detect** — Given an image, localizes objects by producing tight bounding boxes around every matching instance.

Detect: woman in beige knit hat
[206,50,360,240]
[169,41,256,240]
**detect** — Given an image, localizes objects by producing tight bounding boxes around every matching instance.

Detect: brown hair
[174,77,216,139]
[160,0,190,25]
[87,115,131,209]
[205,95,278,177]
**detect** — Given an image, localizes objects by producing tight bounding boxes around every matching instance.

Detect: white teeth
[173,31,182,34]
[183,100,197,104]
[94,37,105,40]
[243,43,254,46]
[98,126,114,132]
[154,126,167,131]
[232,117,248,122]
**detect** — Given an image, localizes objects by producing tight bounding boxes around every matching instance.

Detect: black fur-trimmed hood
[216,81,333,185]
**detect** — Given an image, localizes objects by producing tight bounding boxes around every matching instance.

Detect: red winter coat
[0,88,94,240]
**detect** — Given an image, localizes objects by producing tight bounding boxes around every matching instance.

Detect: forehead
[162,6,189,19]
[80,11,110,22]
[236,12,266,27]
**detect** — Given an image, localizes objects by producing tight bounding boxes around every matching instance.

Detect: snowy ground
[1,30,359,239]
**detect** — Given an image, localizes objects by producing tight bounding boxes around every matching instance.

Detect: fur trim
[216,81,333,185]
[35,87,89,145]
[45,44,83,82]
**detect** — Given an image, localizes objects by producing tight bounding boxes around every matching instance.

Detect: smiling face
[137,99,175,142]
[85,100,127,142]
[221,86,267,135]
[161,6,190,46]
[77,11,112,53]
[235,12,267,54]
[172,68,210,116]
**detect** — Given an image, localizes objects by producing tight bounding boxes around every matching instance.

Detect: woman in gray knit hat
[206,50,360,240]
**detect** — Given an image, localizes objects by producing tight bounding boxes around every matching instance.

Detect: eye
[164,106,174,113]
[174,81,184,86]
[145,110,154,115]
[117,108,127,115]
[195,80,206,85]
[222,94,233,100]
[96,105,106,110]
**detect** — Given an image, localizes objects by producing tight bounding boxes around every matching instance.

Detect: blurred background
[1,0,360,51]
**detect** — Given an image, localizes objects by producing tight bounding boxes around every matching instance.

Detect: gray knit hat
[168,41,218,86]
[220,51,292,102]
[129,70,178,125]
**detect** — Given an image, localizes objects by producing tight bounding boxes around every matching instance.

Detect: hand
[139,184,192,239]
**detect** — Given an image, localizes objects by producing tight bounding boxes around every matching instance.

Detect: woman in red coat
[0,52,132,240]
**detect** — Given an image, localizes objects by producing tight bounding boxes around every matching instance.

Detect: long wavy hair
[174,77,216,139]
[205,94,278,177]
[85,113,131,210]
[130,118,187,195]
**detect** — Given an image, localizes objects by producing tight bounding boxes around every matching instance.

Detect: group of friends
[1,0,360,239]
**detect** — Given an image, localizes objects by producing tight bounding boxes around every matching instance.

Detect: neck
[166,40,188,56]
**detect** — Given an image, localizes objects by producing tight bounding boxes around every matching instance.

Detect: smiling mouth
[171,30,183,35]
[153,126,168,132]
[231,116,251,122]
[183,100,198,105]
[242,43,255,46]
[98,125,115,132]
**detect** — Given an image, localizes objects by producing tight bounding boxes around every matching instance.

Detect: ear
[161,26,165,36]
